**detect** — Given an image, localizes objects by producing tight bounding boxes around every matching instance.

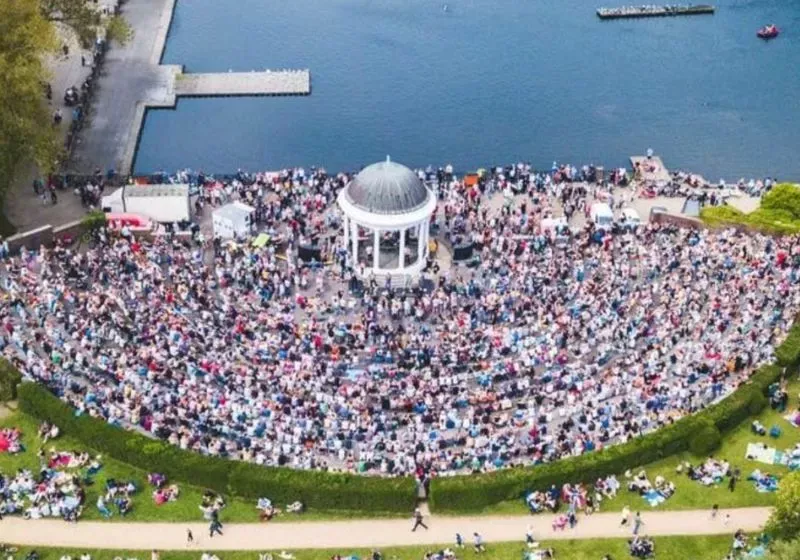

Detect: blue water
[134,0,800,179]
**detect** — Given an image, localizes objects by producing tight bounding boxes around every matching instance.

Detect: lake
[134,0,800,180]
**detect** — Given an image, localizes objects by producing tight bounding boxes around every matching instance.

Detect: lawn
[4,536,736,560]
[0,410,401,524]
[465,380,800,517]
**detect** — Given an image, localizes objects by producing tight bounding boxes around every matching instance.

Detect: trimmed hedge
[429,359,792,513]
[0,359,23,402]
[17,382,416,513]
[689,419,722,456]
[776,323,800,368]
[14,310,800,516]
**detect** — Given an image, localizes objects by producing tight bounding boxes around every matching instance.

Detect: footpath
[0,507,771,551]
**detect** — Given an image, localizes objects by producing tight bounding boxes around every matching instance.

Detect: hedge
[17,382,416,513]
[14,312,800,516]
[0,358,23,402]
[429,356,794,513]
[689,419,722,456]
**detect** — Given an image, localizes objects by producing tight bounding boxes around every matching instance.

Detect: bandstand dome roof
[343,159,431,216]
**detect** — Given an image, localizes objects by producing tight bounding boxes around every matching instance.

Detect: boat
[757,24,779,39]
[596,4,715,20]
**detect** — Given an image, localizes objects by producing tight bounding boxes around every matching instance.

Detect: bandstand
[338,158,437,279]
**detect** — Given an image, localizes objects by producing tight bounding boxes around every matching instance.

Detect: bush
[748,391,768,415]
[767,471,800,539]
[776,322,800,368]
[17,382,415,513]
[700,184,800,235]
[0,359,23,402]
[688,420,722,456]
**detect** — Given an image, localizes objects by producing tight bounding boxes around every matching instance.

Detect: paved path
[0,508,770,551]
[70,0,179,176]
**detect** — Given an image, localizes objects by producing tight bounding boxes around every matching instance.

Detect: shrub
[776,322,800,368]
[17,382,415,513]
[767,471,800,539]
[80,210,106,232]
[748,391,768,415]
[700,184,800,235]
[0,359,23,402]
[688,419,722,456]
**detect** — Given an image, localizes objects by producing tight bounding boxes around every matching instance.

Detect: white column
[373,228,381,271]
[343,216,350,251]
[417,222,425,263]
[351,220,359,267]
[399,228,406,270]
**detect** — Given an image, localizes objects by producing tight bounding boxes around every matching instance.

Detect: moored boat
[757,24,779,39]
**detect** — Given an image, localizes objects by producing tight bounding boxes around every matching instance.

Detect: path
[0,508,771,551]
[69,0,179,176]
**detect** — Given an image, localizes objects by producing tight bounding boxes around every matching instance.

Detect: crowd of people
[1,161,798,483]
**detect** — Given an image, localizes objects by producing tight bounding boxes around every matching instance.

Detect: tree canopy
[0,0,60,214]
[767,471,800,540]
[40,0,132,48]
[767,538,800,559]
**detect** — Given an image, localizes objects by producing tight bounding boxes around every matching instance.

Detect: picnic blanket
[748,470,779,493]
[643,489,666,507]
[745,545,767,558]
[745,443,789,466]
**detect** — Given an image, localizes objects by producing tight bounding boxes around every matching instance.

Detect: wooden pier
[597,5,714,19]
[174,70,311,97]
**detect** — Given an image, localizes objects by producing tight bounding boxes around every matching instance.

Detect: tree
[39,0,132,48]
[767,471,800,539]
[0,0,60,210]
[767,538,800,559]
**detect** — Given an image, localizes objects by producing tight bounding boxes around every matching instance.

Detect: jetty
[174,70,311,97]
[631,155,671,183]
[597,4,714,19]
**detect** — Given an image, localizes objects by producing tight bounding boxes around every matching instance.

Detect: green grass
[468,381,800,517]
[0,411,402,523]
[5,536,736,560]
[700,183,800,235]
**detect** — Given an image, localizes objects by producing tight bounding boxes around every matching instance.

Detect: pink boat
[757,24,779,39]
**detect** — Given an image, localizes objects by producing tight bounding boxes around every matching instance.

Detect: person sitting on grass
[38,422,60,443]
[628,536,655,558]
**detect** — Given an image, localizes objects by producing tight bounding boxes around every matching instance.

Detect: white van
[620,208,642,231]
[590,203,614,230]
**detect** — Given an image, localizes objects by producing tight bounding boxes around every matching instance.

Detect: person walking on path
[455,533,464,548]
[473,532,486,553]
[711,504,719,519]
[632,512,643,535]
[186,529,194,545]
[411,508,428,532]
[525,525,538,548]
[209,512,224,538]
[620,506,631,527]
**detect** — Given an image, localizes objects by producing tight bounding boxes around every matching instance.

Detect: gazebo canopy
[337,158,437,280]
[344,160,430,215]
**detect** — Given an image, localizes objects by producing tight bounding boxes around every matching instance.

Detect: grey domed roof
[344,160,430,215]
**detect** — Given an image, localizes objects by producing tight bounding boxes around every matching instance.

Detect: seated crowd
[0,162,798,483]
